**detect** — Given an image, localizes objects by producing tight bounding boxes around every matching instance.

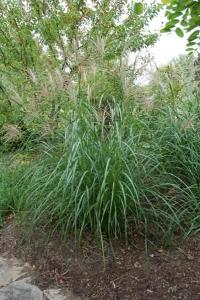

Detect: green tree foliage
[0,0,158,145]
[0,0,158,73]
[161,0,200,51]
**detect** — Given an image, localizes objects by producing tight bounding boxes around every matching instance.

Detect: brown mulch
[0,217,200,300]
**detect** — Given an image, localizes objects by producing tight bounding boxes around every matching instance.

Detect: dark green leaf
[188,30,200,42]
[186,41,195,47]
[166,19,180,27]
[160,27,171,33]
[180,20,188,27]
[170,12,182,19]
[176,27,184,37]
[186,47,195,52]
[187,24,198,32]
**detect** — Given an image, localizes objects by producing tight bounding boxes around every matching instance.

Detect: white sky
[146,0,187,66]
[134,0,188,84]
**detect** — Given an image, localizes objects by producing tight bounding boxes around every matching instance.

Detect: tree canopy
[0,0,158,73]
[0,0,159,134]
[161,0,200,52]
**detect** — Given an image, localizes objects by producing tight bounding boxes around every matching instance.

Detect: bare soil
[0,216,200,300]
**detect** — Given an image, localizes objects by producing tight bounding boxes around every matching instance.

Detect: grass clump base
[9,99,200,249]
